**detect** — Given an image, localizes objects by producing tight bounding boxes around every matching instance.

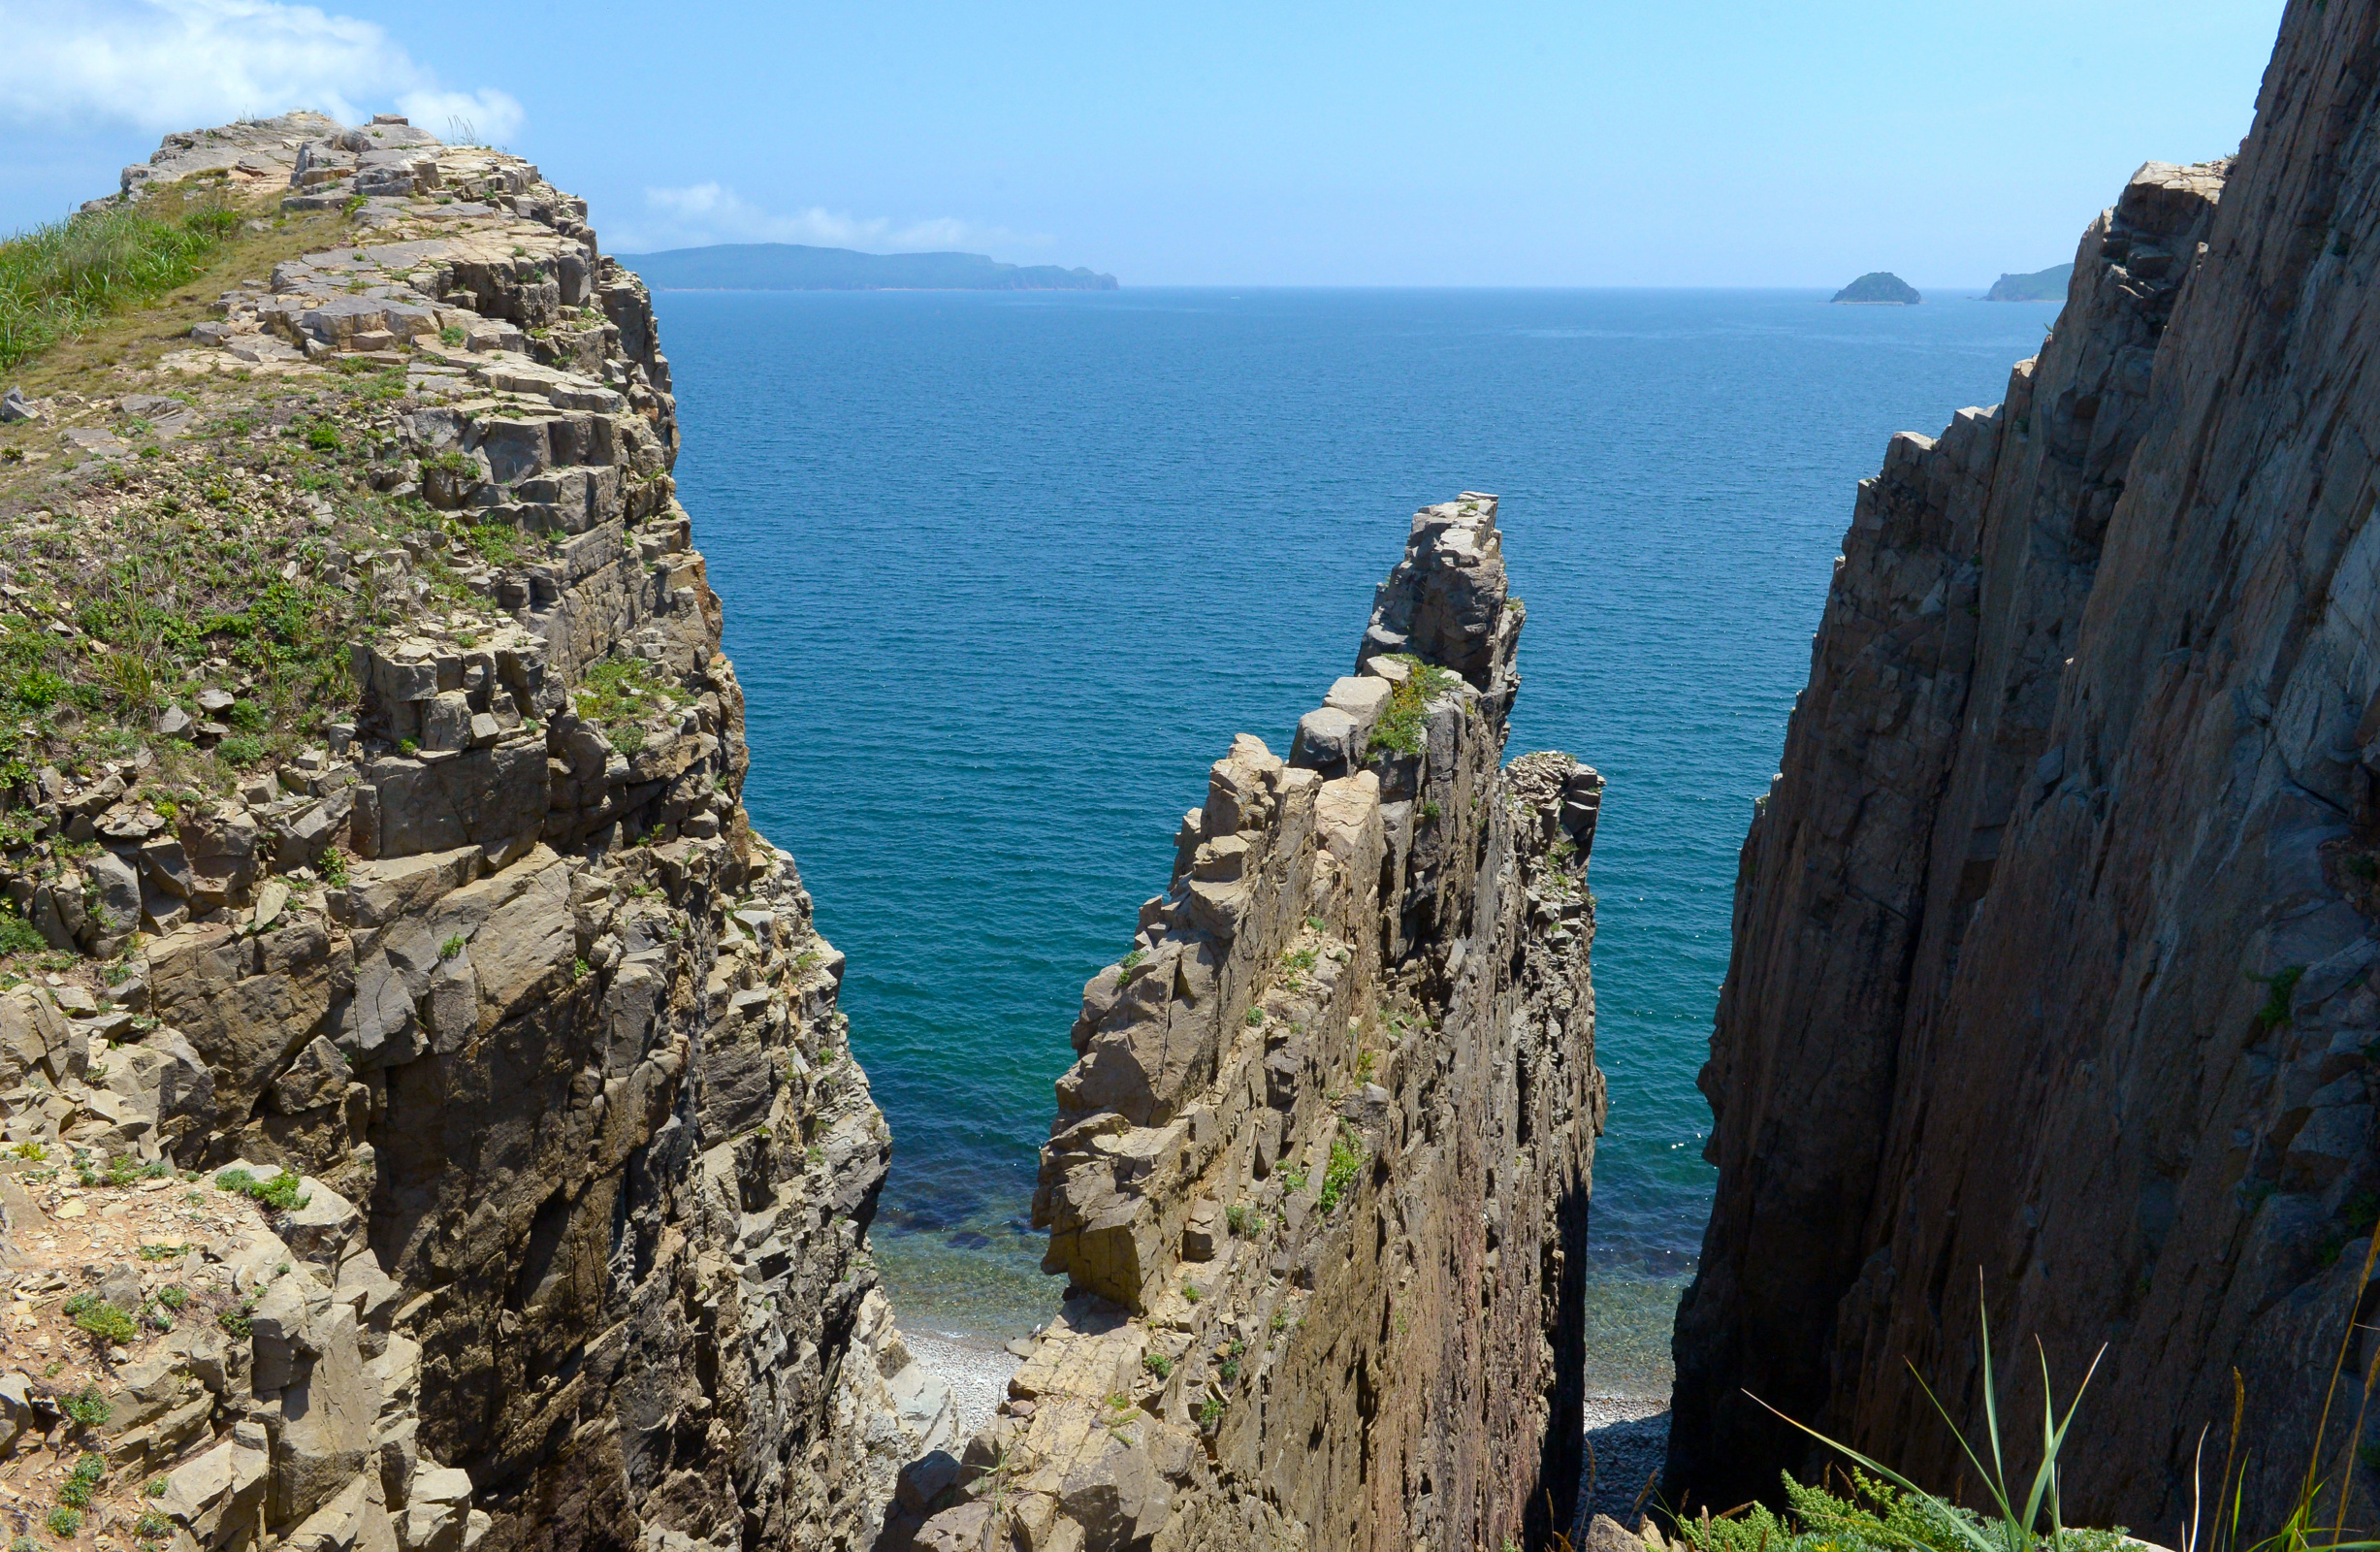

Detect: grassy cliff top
[0,113,679,988]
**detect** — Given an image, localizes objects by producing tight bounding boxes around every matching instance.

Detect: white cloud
[2,0,522,139]
[622,181,1036,254]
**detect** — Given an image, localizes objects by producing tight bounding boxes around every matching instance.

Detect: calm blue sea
[655,285,2055,1400]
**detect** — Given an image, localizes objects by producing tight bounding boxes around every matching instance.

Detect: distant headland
[1830,272,1921,305]
[1983,262,2072,300]
[610,242,1119,291]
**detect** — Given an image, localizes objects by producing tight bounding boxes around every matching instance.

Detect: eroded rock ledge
[889,497,1608,1552]
[0,116,950,1552]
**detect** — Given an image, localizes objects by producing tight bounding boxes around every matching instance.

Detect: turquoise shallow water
[654,285,2056,1397]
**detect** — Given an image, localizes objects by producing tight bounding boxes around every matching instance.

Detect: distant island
[1984,262,2072,301]
[1831,272,1921,305]
[612,242,1119,291]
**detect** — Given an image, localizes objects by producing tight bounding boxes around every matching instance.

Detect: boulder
[1585,1514,1654,1552]
[280,1469,399,1552]
[1289,705,1361,774]
[160,1423,271,1547]
[397,1467,471,1552]
[1057,1436,1173,1552]
[87,848,142,935]
[271,1300,374,1526]
[150,922,343,1117]
[0,1371,33,1454]
[277,1179,365,1267]
[420,694,472,754]
[351,743,547,860]
[271,1036,353,1115]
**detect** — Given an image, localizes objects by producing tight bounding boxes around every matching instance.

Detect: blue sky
[6,0,2286,286]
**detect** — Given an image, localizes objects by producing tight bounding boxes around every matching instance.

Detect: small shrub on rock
[58,1387,109,1427]
[1318,1127,1366,1213]
[213,1166,308,1212]
[63,1294,137,1345]
[57,1452,104,1508]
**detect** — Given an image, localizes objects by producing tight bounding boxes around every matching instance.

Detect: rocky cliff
[1674,0,2380,1530]
[0,114,950,1552]
[888,497,1608,1552]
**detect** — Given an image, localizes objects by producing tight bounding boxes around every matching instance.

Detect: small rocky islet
[1,1,2378,1546]
[1828,270,1921,304]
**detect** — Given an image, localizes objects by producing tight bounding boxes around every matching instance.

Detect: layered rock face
[893,498,1608,1552]
[1674,1,2380,1529]
[0,118,949,1552]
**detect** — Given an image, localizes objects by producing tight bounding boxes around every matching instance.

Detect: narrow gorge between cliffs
[12,3,2380,1548]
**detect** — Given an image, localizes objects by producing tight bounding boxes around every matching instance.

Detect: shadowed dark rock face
[1672,1,2380,1532]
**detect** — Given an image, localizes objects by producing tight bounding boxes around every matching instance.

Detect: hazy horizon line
[634,280,2064,298]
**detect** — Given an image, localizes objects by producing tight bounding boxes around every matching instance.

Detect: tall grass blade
[1747,1391,2002,1552]
[0,184,243,371]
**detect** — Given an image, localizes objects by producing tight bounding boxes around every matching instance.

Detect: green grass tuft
[1317,1126,1365,1212]
[58,1386,109,1428]
[2255,964,2307,1030]
[213,1165,308,1212]
[63,1294,137,1345]
[1362,656,1460,760]
[56,1453,104,1510]
[0,186,242,371]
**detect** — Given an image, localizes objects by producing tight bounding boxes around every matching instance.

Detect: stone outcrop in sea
[885,495,1609,1552]
[1829,272,1920,305]
[0,113,953,1552]
[1672,0,2380,1530]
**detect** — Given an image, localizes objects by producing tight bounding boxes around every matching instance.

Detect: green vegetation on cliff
[0,183,257,372]
[0,364,471,802]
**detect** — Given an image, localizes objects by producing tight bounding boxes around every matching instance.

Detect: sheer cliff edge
[1674,0,2380,1531]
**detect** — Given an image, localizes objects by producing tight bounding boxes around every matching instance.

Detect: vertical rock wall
[1674,0,2380,1530]
[894,497,1608,1552]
